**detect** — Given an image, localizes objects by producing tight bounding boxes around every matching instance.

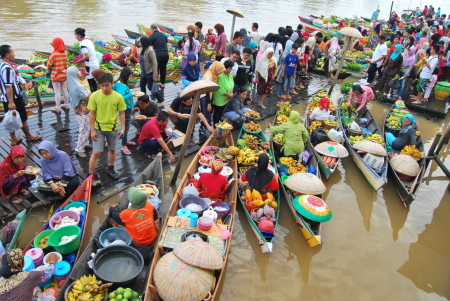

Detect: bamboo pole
[328,36,352,96]
[368,7,380,44]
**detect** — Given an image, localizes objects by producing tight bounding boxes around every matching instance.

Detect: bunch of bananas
[386,115,402,123]
[309,120,323,133]
[329,102,336,112]
[277,101,291,116]
[365,134,384,146]
[280,157,294,166]
[244,121,261,133]
[288,161,306,174]
[237,149,258,165]
[243,134,260,150]
[316,90,328,98]
[415,131,421,137]
[274,133,284,144]
[309,101,319,112]
[349,135,365,145]
[276,114,289,124]
[68,274,112,301]
[324,120,338,127]
[401,145,421,160]
[243,110,260,119]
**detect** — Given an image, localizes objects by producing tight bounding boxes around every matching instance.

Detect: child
[78,67,90,94]
[181,53,202,90]
[113,67,134,155]
[437,51,446,81]
[87,73,126,184]
[278,43,299,99]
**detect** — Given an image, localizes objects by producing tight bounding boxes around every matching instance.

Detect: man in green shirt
[87,73,126,184]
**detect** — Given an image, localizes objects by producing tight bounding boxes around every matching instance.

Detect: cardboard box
[167,130,186,150]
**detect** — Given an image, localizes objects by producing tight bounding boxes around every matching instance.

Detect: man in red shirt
[138,111,175,162]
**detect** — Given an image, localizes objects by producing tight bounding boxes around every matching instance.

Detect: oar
[408,165,423,194]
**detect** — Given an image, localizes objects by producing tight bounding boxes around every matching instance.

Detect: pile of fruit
[309,120,323,133]
[315,89,328,98]
[276,114,289,124]
[216,120,233,132]
[131,65,141,76]
[386,116,402,130]
[237,149,270,165]
[401,145,421,160]
[322,156,337,166]
[243,110,260,119]
[287,161,307,174]
[246,190,278,210]
[324,120,338,128]
[416,131,421,138]
[273,133,284,144]
[349,135,365,145]
[396,100,406,107]
[244,121,261,133]
[38,236,49,248]
[27,55,47,65]
[67,274,112,301]
[107,287,141,301]
[277,101,291,116]
[280,157,294,166]
[365,134,384,146]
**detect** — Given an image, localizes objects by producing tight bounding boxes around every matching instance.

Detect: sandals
[9,195,24,204]
[121,148,132,155]
[26,135,41,142]
[285,95,292,99]
[147,154,156,159]
[11,138,22,146]
[259,104,266,109]
[51,107,61,113]
[278,95,286,99]
[20,189,31,198]
[126,141,136,146]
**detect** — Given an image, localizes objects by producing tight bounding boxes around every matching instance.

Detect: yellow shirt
[87,90,126,131]
[79,79,90,95]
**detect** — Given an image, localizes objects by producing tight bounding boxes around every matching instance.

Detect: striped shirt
[0,62,20,103]
[47,52,68,82]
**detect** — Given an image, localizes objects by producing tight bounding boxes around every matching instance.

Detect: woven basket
[323,121,338,130]
[215,126,232,137]
[64,282,107,301]
[242,127,262,134]
[347,128,363,137]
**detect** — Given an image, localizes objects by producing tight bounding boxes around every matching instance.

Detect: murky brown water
[5,0,450,300]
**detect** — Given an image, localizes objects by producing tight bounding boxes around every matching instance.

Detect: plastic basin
[99,227,132,248]
[64,201,86,212]
[49,210,80,230]
[48,225,81,254]
[33,229,54,251]
[179,196,208,214]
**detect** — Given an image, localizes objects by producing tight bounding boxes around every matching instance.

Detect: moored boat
[112,34,136,48]
[124,28,141,39]
[0,210,26,251]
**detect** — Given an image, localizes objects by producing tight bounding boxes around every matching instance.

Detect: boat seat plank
[0,198,19,215]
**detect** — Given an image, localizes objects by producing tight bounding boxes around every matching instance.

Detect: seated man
[138,111,176,163]
[131,94,159,135]
[167,96,214,134]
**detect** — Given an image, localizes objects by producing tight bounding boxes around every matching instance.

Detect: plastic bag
[148,196,162,210]
[328,129,343,142]
[302,150,311,164]
[182,183,199,197]
[310,128,329,146]
[3,110,22,132]
[349,121,361,131]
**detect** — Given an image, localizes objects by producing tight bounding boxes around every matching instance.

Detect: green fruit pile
[108,287,141,301]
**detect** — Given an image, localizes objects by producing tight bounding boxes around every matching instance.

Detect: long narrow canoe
[112,34,136,48]
[271,115,323,247]
[383,105,426,207]
[338,98,388,191]
[146,134,238,301]
[237,128,281,253]
[0,210,26,251]
[56,155,164,300]
[124,29,141,39]
[23,176,93,262]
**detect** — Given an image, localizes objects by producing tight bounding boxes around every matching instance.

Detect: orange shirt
[120,202,156,246]
[47,52,68,82]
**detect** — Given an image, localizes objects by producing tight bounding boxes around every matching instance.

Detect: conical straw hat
[181,80,219,98]
[293,195,332,222]
[226,7,244,18]
[390,154,420,176]
[154,252,215,301]
[353,139,387,156]
[174,26,188,34]
[174,240,224,270]
[339,27,363,38]
[314,141,349,158]
[285,173,326,195]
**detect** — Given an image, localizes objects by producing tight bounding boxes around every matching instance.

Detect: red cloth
[0,146,25,199]
[319,98,330,111]
[138,118,166,144]
[197,173,228,202]
[438,58,446,76]
[241,173,279,191]
[119,202,156,246]
[51,38,66,53]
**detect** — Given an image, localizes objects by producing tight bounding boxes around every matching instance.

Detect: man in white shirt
[249,23,262,48]
[412,45,439,104]
[367,35,387,86]
[220,51,240,77]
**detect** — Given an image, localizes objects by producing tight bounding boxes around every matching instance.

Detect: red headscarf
[52,37,66,53]
[0,146,25,199]
[319,98,330,111]
[338,19,346,28]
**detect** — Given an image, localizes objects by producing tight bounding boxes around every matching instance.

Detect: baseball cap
[78,67,89,75]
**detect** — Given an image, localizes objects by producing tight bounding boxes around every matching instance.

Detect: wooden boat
[145,134,238,301]
[93,40,122,54]
[23,175,93,260]
[382,104,426,207]
[236,127,281,253]
[270,114,323,247]
[0,210,26,251]
[112,34,136,48]
[304,97,343,180]
[56,155,164,301]
[338,98,388,191]
[124,28,141,39]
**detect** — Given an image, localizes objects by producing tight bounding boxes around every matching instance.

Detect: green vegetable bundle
[340,82,354,94]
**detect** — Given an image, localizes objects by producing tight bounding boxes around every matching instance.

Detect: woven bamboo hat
[154,252,215,301]
[293,195,332,222]
[353,140,387,156]
[314,141,349,158]
[285,173,326,195]
[174,240,224,270]
[226,7,244,18]
[174,26,188,34]
[339,27,363,38]
[390,154,420,176]
[181,80,220,98]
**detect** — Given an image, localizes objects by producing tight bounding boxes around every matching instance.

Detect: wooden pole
[328,36,351,96]
[170,92,201,186]
[231,15,237,41]
[368,7,380,44]
[435,126,450,155]
[425,132,441,168]
[389,1,394,19]
[34,86,43,110]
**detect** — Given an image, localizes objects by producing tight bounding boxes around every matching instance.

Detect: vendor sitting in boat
[0,146,35,204]
[109,187,157,246]
[37,141,80,199]
[385,114,417,151]
[96,52,122,70]
[223,86,251,123]
[118,47,139,68]
[196,160,228,202]
[131,94,160,135]
[347,84,374,118]
[168,96,214,134]
[267,111,309,158]
[241,153,279,192]
[0,249,58,300]
[309,97,331,121]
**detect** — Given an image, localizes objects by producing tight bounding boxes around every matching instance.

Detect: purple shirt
[402,45,417,66]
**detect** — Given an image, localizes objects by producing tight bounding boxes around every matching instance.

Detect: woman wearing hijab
[240,28,251,48]
[255,47,278,109]
[309,98,331,121]
[47,37,69,113]
[205,28,216,47]
[338,19,346,29]
[118,47,138,67]
[139,37,158,97]
[90,69,105,83]
[196,160,228,202]
[385,114,417,150]
[181,53,202,89]
[108,187,157,246]
[324,37,340,82]
[268,111,309,157]
[397,36,417,99]
[347,85,374,117]
[214,24,227,61]
[0,249,57,301]
[0,146,35,204]
[184,30,201,66]
[256,34,273,65]
[241,153,279,192]
[37,141,79,199]
[376,44,403,95]
[67,65,91,158]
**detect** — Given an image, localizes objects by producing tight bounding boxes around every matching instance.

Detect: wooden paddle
[409,165,423,194]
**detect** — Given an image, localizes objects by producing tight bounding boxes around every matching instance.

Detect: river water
[5,0,450,300]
